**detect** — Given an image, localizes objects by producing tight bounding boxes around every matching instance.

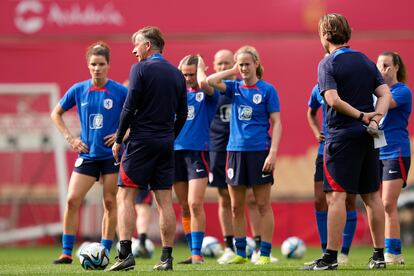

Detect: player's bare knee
[189,201,203,215]
[231,204,244,218]
[103,197,116,212]
[383,200,396,215]
[219,196,231,208]
[66,197,82,212]
[256,202,270,216]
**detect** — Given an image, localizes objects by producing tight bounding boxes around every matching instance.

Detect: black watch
[358,112,364,121]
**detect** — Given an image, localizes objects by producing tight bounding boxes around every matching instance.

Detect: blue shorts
[314,154,324,182]
[208,151,227,189]
[73,157,119,181]
[381,157,410,188]
[226,151,273,187]
[323,135,380,194]
[119,139,174,191]
[174,150,209,181]
[134,189,153,205]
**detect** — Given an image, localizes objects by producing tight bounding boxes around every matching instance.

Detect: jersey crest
[253,93,262,104]
[195,92,204,102]
[104,98,113,109]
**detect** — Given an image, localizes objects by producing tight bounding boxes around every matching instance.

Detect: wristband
[370,119,379,127]
[358,112,364,121]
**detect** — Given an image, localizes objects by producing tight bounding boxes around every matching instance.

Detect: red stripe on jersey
[120,161,139,188]
[89,86,109,93]
[187,87,199,93]
[323,147,345,192]
[240,85,259,90]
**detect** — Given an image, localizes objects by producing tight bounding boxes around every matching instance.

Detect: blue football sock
[316,211,328,253]
[185,233,192,253]
[101,239,113,252]
[62,234,76,256]
[191,231,204,256]
[341,210,357,255]
[260,241,272,257]
[235,237,247,258]
[385,238,402,255]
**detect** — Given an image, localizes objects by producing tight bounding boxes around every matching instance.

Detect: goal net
[0,83,69,244]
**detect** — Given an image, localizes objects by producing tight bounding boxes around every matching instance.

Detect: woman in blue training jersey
[174,54,217,264]
[377,52,412,265]
[207,46,282,265]
[51,42,128,264]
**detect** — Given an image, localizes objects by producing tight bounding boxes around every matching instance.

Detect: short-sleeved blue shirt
[174,88,219,151]
[308,84,326,156]
[60,79,128,160]
[380,82,412,159]
[318,47,385,142]
[224,79,280,151]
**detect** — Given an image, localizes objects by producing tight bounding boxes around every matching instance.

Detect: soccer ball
[79,242,110,270]
[132,237,155,258]
[232,236,256,258]
[245,237,256,258]
[75,241,91,258]
[201,236,223,258]
[281,236,306,259]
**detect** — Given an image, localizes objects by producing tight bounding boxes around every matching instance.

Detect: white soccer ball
[76,241,91,258]
[246,237,257,258]
[132,237,155,258]
[79,242,110,270]
[281,236,306,259]
[231,236,256,258]
[201,236,223,258]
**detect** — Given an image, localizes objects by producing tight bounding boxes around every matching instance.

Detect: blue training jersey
[380,82,412,159]
[308,84,327,156]
[60,79,128,160]
[174,88,219,151]
[224,79,280,151]
[209,90,232,152]
[318,47,385,142]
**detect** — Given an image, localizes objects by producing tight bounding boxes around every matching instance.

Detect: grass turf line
[0,245,413,275]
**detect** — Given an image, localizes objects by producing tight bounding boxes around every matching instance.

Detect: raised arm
[206,63,238,92]
[197,55,214,96]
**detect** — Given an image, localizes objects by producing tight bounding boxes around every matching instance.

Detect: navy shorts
[73,157,119,181]
[119,139,174,191]
[174,150,209,181]
[381,157,410,188]
[314,154,324,182]
[208,151,227,189]
[226,151,273,187]
[134,189,153,205]
[117,174,154,205]
[323,135,380,194]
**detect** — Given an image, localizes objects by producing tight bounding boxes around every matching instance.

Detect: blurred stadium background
[0,0,413,247]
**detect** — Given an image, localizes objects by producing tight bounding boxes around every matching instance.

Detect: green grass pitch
[0,244,413,275]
